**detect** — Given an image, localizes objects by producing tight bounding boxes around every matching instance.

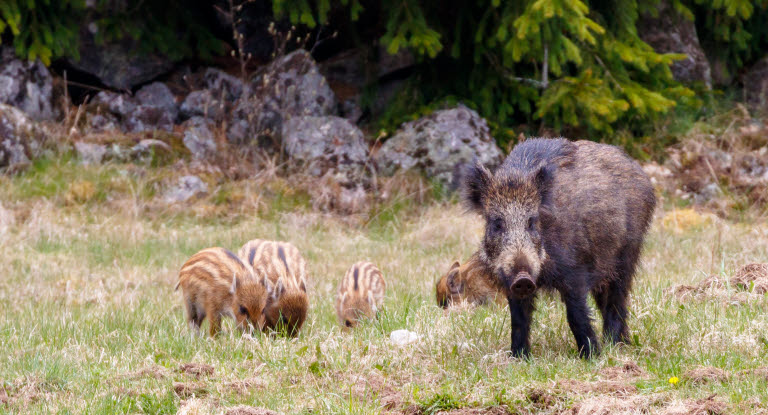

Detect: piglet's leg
[508,296,535,358]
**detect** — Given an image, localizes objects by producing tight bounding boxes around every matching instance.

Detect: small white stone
[390,329,421,346]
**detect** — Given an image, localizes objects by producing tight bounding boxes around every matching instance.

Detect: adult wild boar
[462,138,655,358]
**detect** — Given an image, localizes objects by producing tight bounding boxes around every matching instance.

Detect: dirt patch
[557,379,638,395]
[223,377,266,395]
[224,406,280,415]
[564,393,662,415]
[732,263,768,294]
[122,365,169,380]
[660,394,728,415]
[173,381,208,398]
[348,372,402,410]
[683,367,730,384]
[178,363,215,378]
[526,387,557,409]
[0,386,9,405]
[597,361,647,380]
[739,367,768,381]
[435,408,510,415]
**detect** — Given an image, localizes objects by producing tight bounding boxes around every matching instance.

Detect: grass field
[0,157,767,414]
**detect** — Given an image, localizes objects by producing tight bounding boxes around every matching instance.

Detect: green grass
[0,161,767,414]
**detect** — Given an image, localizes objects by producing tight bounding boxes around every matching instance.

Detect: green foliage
[0,0,221,65]
[273,0,764,140]
[0,0,85,65]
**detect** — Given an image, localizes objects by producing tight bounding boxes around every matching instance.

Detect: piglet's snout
[510,272,536,298]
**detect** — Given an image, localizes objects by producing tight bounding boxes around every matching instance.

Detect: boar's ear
[462,162,493,213]
[449,260,461,271]
[533,164,555,202]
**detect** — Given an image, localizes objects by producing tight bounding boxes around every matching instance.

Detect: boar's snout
[510,272,536,298]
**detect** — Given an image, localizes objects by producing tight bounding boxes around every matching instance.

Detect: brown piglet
[176,247,268,337]
[238,239,309,336]
[335,261,386,329]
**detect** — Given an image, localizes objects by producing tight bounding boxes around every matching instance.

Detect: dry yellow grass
[0,158,767,414]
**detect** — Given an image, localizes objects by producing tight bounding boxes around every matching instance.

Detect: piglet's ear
[230,274,238,295]
[449,261,461,271]
[462,162,493,213]
[446,269,463,295]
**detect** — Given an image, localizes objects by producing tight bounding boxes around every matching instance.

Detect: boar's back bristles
[335,261,386,329]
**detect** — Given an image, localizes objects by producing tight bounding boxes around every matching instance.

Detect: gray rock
[92,91,137,117]
[203,68,244,101]
[130,139,173,161]
[180,90,225,120]
[638,0,711,87]
[65,31,174,90]
[135,82,178,120]
[124,106,175,133]
[182,117,217,160]
[0,47,54,120]
[374,105,503,186]
[281,116,369,186]
[164,175,208,203]
[228,49,336,146]
[744,55,768,109]
[74,141,107,165]
[86,112,120,132]
[0,103,47,171]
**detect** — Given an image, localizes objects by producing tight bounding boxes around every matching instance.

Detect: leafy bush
[0,0,221,65]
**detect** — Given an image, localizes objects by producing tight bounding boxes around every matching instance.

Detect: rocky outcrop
[744,56,768,109]
[0,103,48,171]
[65,31,174,90]
[182,117,217,161]
[281,116,369,186]
[228,50,336,146]
[638,0,711,87]
[0,47,54,121]
[164,175,208,203]
[89,82,177,133]
[374,105,503,187]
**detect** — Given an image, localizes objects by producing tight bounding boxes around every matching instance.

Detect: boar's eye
[239,305,248,315]
[345,320,353,327]
[489,217,504,234]
[527,215,538,232]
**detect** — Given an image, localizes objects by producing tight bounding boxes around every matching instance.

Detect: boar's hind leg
[562,290,600,359]
[508,296,535,358]
[601,246,639,345]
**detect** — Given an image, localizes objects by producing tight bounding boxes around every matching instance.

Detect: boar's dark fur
[462,138,656,358]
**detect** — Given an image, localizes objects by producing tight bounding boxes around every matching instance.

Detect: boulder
[203,68,244,101]
[374,105,504,186]
[180,90,225,120]
[281,116,369,186]
[228,50,336,146]
[74,141,107,165]
[65,31,174,90]
[744,56,768,109]
[90,84,176,133]
[135,82,178,120]
[164,175,208,203]
[638,0,711,87]
[182,117,217,161]
[0,47,54,121]
[0,103,47,171]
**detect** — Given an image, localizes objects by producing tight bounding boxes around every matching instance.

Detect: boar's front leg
[508,296,535,358]
[562,289,600,359]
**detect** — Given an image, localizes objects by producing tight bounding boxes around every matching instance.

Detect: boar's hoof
[510,273,536,298]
